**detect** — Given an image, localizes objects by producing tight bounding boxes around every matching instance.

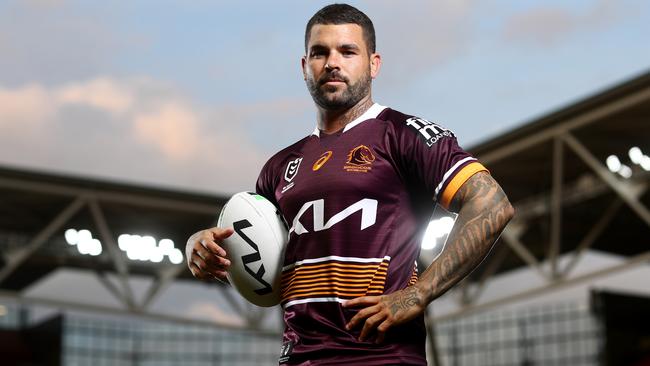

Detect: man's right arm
[186,227,233,282]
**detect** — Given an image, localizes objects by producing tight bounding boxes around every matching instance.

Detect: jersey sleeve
[255,158,279,207]
[391,115,488,209]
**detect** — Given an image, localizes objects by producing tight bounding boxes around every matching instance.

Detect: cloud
[502,0,627,47]
[0,77,284,194]
[58,77,134,115]
[0,84,54,126]
[133,101,201,161]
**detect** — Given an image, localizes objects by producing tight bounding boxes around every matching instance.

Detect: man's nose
[325,52,342,70]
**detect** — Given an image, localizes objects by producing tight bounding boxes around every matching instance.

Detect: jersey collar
[311,103,387,137]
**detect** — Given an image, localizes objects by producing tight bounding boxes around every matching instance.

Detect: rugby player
[187,4,514,365]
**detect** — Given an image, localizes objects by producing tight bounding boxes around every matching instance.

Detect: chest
[273,124,403,223]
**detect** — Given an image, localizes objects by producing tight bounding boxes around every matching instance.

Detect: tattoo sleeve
[418,171,514,304]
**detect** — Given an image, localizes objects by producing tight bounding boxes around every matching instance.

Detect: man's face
[302,24,381,110]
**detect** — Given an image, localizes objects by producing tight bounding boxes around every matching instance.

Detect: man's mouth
[320,72,347,85]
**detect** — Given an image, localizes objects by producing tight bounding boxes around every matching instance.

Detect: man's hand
[343,285,426,344]
[185,227,234,283]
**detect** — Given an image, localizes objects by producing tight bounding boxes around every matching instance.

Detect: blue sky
[1,0,649,194]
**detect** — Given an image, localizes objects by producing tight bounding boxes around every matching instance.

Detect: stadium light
[618,165,633,179]
[421,216,455,250]
[65,229,183,263]
[629,147,643,164]
[64,228,102,256]
[606,155,621,173]
[117,233,183,264]
[641,155,650,171]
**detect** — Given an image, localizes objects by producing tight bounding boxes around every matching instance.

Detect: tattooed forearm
[418,171,514,304]
[388,285,422,315]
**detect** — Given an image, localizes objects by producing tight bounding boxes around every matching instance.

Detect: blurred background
[1,0,649,365]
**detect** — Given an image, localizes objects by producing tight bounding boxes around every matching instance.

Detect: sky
[1,0,649,196]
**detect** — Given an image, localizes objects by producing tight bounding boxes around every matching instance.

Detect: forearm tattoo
[420,171,513,303]
[389,285,422,315]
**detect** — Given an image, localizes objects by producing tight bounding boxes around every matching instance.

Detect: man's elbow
[501,195,515,226]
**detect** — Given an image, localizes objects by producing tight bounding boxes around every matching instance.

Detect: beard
[306,68,371,110]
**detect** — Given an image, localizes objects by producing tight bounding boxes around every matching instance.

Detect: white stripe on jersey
[283,297,348,309]
[282,255,391,272]
[311,103,387,137]
[434,156,477,198]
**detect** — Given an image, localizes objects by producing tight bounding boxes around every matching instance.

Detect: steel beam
[139,264,186,310]
[0,197,86,284]
[88,199,135,309]
[549,137,564,278]
[512,173,609,223]
[563,133,650,227]
[501,227,549,281]
[0,176,219,214]
[561,198,624,278]
[94,270,131,306]
[480,86,650,164]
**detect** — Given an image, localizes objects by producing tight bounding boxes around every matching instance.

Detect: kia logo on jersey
[290,198,378,235]
[284,157,303,182]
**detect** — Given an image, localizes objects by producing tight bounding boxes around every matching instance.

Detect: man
[186,4,514,365]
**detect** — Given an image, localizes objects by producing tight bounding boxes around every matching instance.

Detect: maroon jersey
[256,104,487,365]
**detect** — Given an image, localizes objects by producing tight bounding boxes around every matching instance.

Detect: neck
[316,95,374,134]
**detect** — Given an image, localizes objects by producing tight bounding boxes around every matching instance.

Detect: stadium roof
[452,69,650,314]
[1,69,649,323]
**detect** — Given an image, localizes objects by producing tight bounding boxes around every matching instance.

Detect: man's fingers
[346,303,380,330]
[212,270,228,282]
[190,259,229,283]
[210,227,234,241]
[195,245,230,267]
[359,312,387,342]
[343,295,380,308]
[189,261,207,279]
[199,238,227,257]
[375,320,392,344]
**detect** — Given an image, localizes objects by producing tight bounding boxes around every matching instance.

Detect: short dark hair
[305,4,376,54]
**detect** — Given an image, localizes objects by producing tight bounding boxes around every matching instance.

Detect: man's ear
[370,53,382,79]
[301,56,307,80]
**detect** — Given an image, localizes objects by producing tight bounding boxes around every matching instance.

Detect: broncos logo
[346,145,376,166]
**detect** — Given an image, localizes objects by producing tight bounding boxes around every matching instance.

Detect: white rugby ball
[217,192,288,307]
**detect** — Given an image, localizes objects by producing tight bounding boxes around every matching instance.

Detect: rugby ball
[217,192,288,307]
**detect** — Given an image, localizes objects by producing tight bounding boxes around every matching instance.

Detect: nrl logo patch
[284,157,303,183]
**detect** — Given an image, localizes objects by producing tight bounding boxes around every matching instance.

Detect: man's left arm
[344,171,514,343]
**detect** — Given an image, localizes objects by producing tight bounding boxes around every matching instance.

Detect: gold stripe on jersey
[281,258,390,303]
[440,162,488,209]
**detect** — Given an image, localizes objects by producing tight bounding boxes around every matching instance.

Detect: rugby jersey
[256,104,487,365]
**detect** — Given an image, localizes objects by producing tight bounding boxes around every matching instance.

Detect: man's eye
[311,51,325,57]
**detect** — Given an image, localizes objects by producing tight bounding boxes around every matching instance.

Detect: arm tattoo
[419,171,514,303]
[389,285,422,315]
